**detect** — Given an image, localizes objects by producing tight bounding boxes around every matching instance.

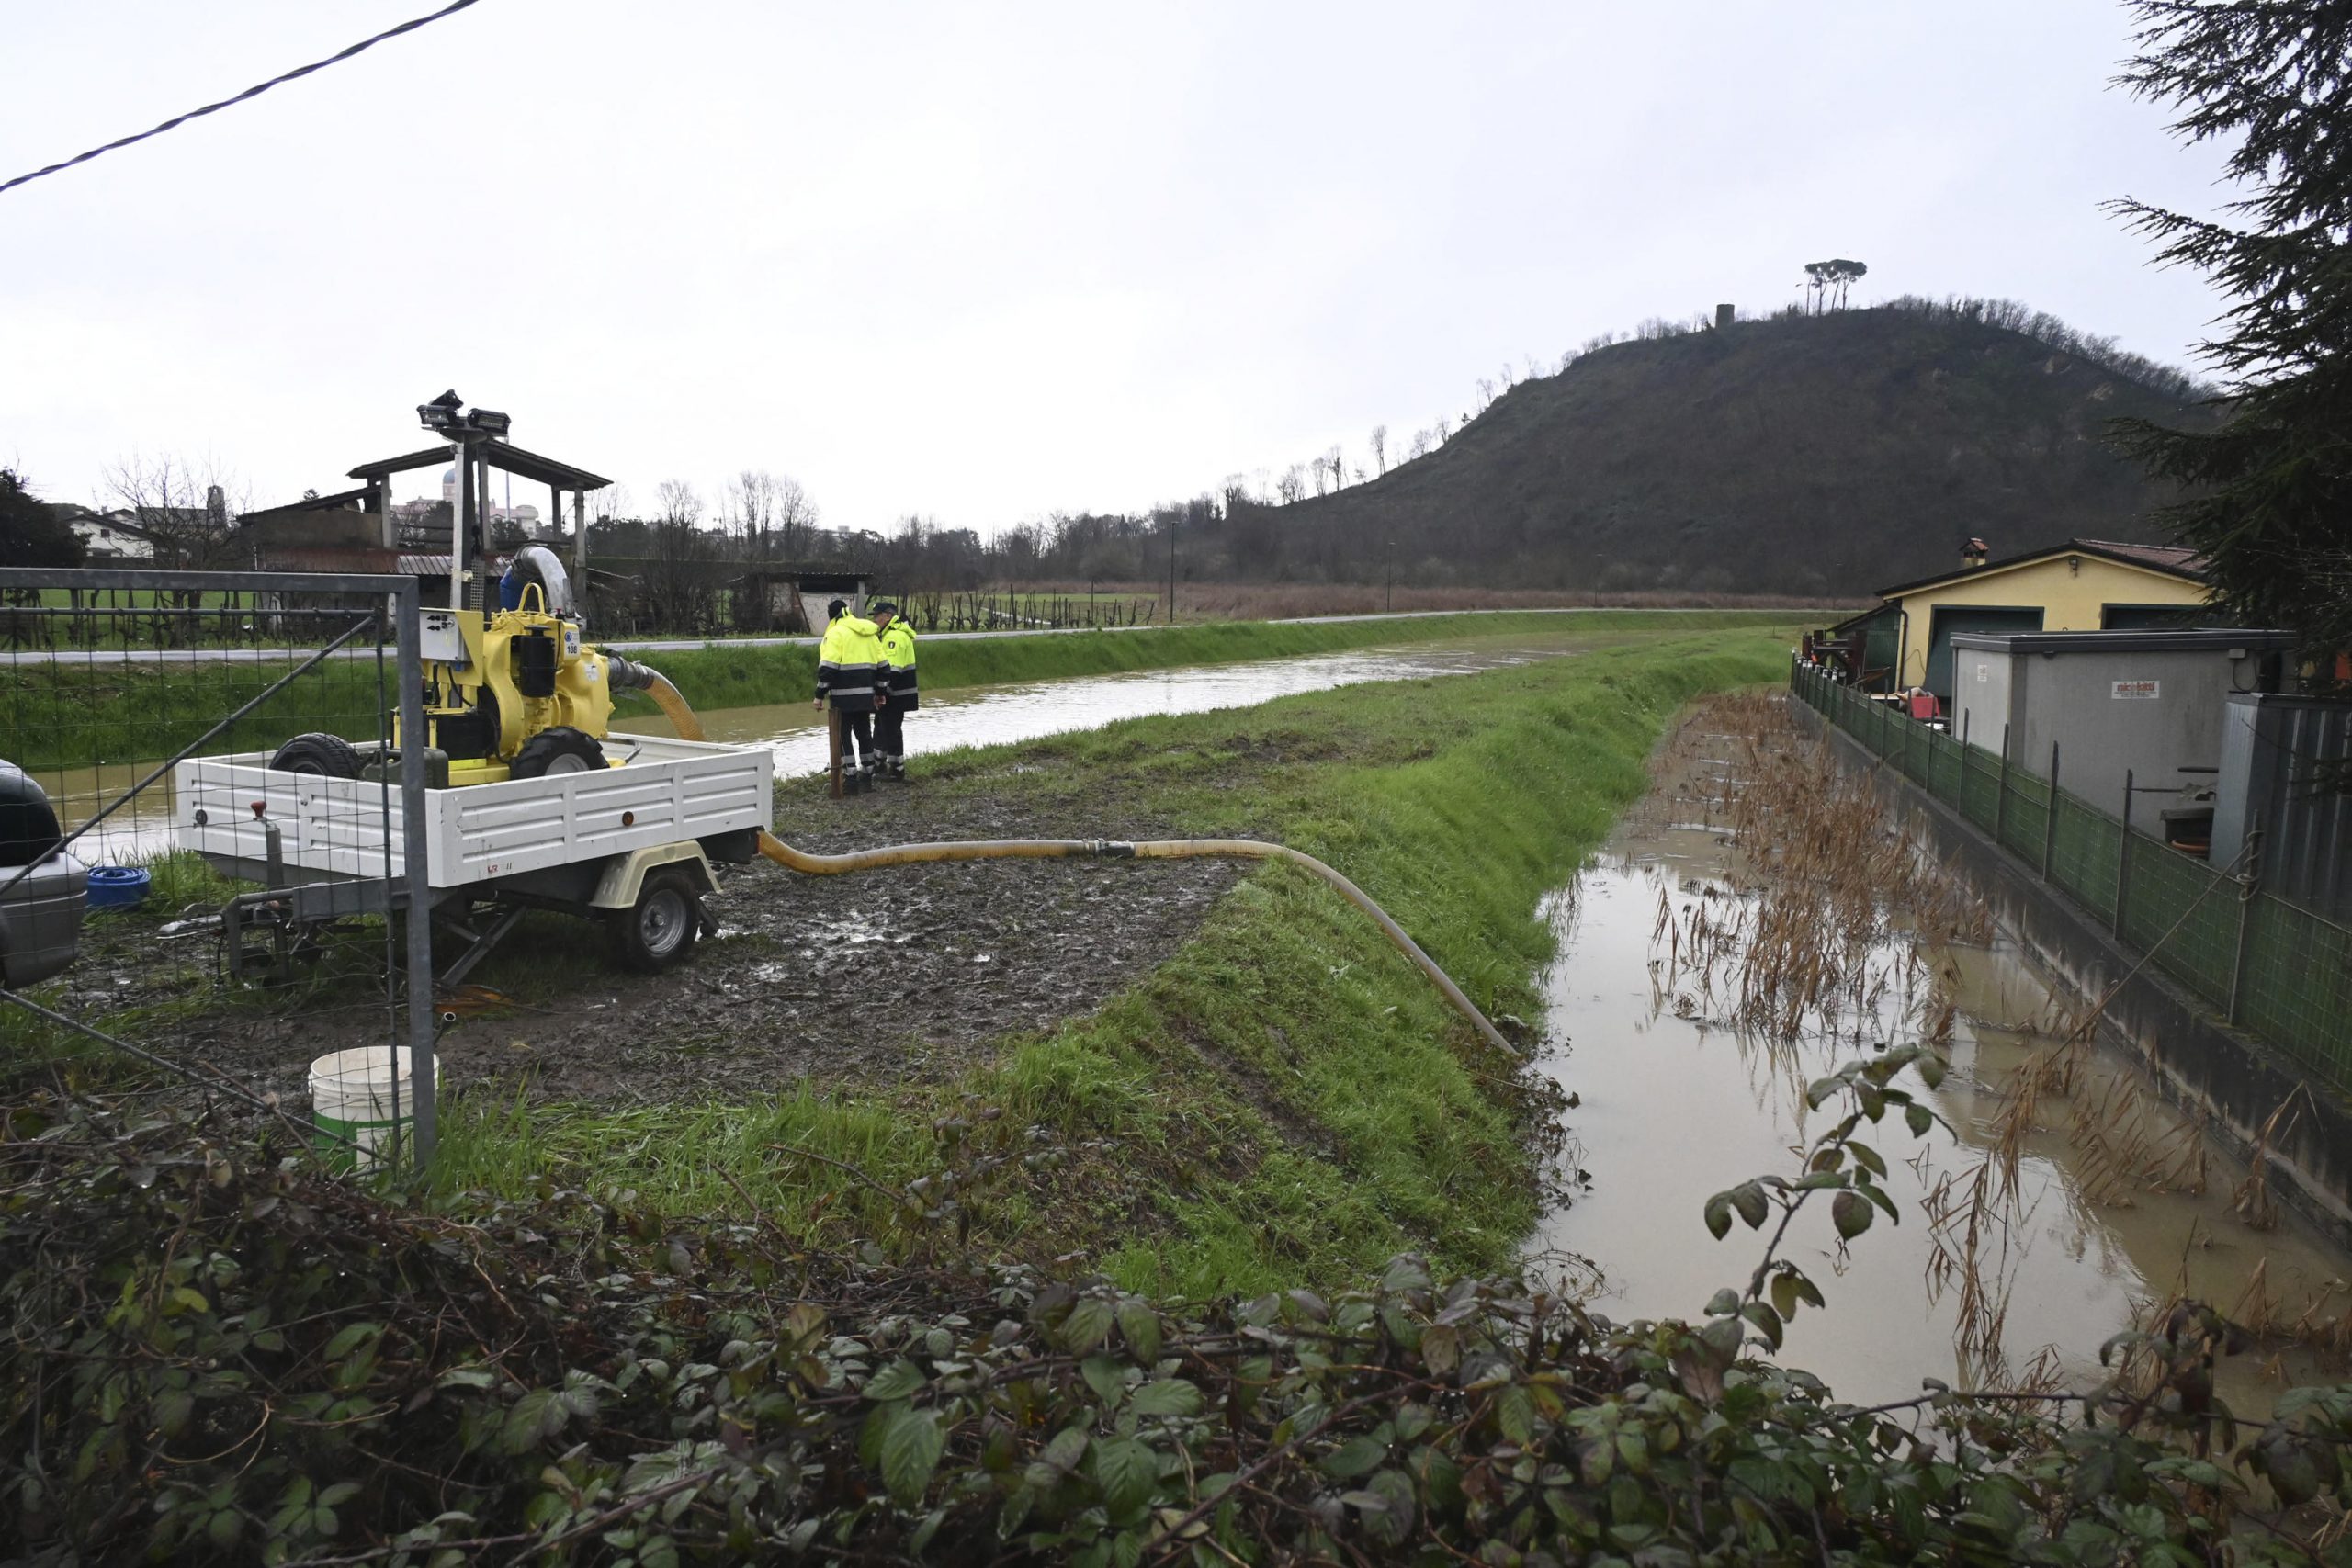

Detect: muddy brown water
[613,646,1541,772]
[1528,756,2352,1411]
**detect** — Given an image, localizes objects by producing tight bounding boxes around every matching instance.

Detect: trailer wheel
[269,732,363,778]
[512,727,605,779]
[610,868,699,973]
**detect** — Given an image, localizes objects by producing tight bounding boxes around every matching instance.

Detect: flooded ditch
[1527,693,2352,1411]
[42,642,1547,864]
[614,644,1542,771]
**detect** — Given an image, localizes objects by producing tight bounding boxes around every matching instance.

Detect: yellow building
[1878,538,2211,697]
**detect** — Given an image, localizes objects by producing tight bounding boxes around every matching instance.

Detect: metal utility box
[1949,629,2297,816]
[2211,693,2352,922]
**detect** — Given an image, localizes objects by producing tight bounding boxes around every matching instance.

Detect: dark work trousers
[874,704,904,762]
[841,708,875,769]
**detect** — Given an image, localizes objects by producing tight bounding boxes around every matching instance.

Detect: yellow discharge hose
[637,671,1517,1056]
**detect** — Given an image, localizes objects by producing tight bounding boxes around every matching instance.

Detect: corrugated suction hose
[635,668,1517,1055]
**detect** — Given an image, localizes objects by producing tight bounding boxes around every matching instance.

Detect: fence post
[2115,769,2134,935]
[828,709,844,800]
[394,582,436,1169]
[2227,810,2263,1025]
[1994,722,2009,847]
[2042,742,2061,880]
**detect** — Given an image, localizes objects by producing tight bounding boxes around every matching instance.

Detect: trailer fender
[588,844,718,910]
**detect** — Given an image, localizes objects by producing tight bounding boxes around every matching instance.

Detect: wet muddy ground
[61,776,1241,1106]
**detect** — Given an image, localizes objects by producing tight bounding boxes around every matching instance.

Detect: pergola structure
[346,439,611,612]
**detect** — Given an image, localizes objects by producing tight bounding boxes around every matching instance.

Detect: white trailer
[173,734,773,982]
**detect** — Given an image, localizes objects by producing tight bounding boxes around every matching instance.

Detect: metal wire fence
[0,568,436,1166]
[1792,659,2352,1095]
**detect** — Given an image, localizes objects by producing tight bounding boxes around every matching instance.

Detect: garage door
[1926,605,2042,700]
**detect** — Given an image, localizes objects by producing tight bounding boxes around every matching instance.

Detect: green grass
[435,623,1800,1294]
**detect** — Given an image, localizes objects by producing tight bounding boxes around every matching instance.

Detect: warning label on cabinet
[2111,680,2160,699]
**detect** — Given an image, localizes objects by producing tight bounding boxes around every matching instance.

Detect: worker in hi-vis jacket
[872,601,918,780]
[813,598,887,781]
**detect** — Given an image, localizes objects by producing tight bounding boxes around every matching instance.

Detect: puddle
[616,645,1541,773]
[1526,728,2352,1411]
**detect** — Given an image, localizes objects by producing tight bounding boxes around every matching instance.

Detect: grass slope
[435,624,1797,1295]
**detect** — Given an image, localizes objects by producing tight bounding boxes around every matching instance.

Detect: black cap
[826,598,848,619]
[872,600,899,616]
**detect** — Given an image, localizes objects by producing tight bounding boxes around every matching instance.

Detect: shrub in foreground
[5,1056,2350,1565]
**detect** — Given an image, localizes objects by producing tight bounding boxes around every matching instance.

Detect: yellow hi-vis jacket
[815,614,885,712]
[879,620,918,710]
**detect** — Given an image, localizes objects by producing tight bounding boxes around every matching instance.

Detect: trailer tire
[269,732,363,779]
[512,727,605,779]
[610,867,699,973]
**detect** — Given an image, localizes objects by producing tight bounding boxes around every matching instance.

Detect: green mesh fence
[1788,659,2352,1098]
[2119,828,2240,1001]
[2238,896,2352,1086]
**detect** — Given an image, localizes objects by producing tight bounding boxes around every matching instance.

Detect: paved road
[0,605,1806,667]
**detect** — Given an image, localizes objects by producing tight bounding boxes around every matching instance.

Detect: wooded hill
[1240,302,2214,597]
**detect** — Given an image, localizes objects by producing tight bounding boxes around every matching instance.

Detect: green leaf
[1849,1142,1887,1179]
[323,1321,381,1359]
[879,1405,944,1506]
[1495,1386,1536,1445]
[864,1359,924,1403]
[1905,1102,1934,1137]
[1703,1193,1733,1241]
[1740,1302,1784,1351]
[1704,1288,1741,1317]
[1804,1075,1843,1110]
[1129,1379,1203,1417]
[1061,1298,1115,1355]
[1729,1183,1770,1230]
[1115,1300,1162,1366]
[1916,1054,1948,1089]
[1081,1354,1127,1409]
[1093,1437,1159,1516]
[1323,1436,1388,1479]
[1770,1273,1800,1320]
[1831,1191,1873,1240]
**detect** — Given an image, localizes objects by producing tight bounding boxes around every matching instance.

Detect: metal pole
[2227,810,2263,1024]
[2115,768,2134,935]
[450,442,470,612]
[394,581,436,1168]
[2042,742,2061,879]
[1994,722,2010,849]
[1166,511,1176,625]
[573,490,588,619]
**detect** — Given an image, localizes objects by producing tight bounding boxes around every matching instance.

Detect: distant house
[1871,538,2213,700]
[54,508,164,560]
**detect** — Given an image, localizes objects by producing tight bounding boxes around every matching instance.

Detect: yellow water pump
[405,591,660,784]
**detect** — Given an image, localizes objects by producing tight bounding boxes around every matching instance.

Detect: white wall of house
[69,517,156,558]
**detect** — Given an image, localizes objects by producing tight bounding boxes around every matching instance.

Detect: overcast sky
[2,0,2237,533]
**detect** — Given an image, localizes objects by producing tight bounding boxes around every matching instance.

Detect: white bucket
[309,1047,437,1172]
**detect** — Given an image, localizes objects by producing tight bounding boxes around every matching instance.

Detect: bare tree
[1324,445,1345,491]
[1309,455,1329,497]
[1476,378,1496,411]
[1276,464,1306,504]
[1498,361,1516,391]
[104,452,244,571]
[1369,423,1388,476]
[1408,428,1432,460]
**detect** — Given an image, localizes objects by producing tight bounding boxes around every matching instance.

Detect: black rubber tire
[269,732,363,779]
[609,868,700,974]
[510,726,605,780]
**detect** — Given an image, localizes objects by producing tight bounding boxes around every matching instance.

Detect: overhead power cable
[0,0,484,197]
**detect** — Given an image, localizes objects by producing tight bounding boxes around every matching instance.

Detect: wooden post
[2227,810,2262,1024]
[828,707,844,799]
[1994,723,2010,850]
[2115,769,2134,935]
[2042,742,2061,880]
